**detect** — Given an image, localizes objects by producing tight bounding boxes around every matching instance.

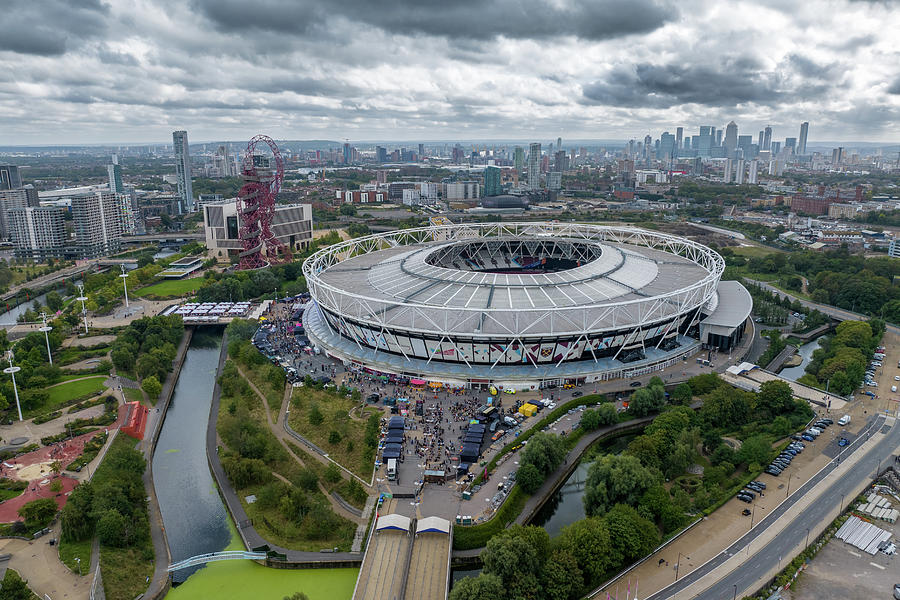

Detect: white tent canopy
[376,514,411,532]
[417,516,451,534]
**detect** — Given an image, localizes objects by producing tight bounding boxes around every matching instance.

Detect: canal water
[778,337,823,382]
[152,331,230,583]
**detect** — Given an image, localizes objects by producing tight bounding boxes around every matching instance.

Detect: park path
[233,365,367,523]
[46,374,108,388]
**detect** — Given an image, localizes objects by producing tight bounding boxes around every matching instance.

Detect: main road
[646,414,899,600]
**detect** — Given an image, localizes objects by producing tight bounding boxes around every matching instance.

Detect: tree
[556,517,613,587]
[672,382,693,405]
[324,462,341,484]
[449,574,506,600]
[141,376,162,401]
[603,503,661,566]
[328,430,342,445]
[61,483,95,542]
[282,593,310,600]
[0,569,35,600]
[542,549,583,600]
[628,385,665,416]
[46,291,63,312]
[18,497,57,526]
[482,529,544,599]
[516,462,544,494]
[584,454,659,517]
[96,508,129,547]
[520,432,566,477]
[308,403,324,426]
[756,380,794,418]
[736,434,772,466]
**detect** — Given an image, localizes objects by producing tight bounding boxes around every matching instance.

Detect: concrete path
[0,525,90,600]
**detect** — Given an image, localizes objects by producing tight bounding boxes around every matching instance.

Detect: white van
[386,458,397,481]
[838,415,851,426]
[892,385,897,393]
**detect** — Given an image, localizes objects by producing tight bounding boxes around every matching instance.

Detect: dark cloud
[581,57,785,108]
[888,77,900,95]
[193,0,677,41]
[784,54,838,79]
[97,47,140,66]
[0,0,109,56]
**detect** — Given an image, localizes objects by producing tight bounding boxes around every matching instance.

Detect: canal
[778,337,823,382]
[152,330,230,583]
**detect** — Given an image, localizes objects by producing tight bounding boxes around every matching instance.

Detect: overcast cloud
[0,0,897,144]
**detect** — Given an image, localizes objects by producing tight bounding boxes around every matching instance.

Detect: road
[647,414,899,600]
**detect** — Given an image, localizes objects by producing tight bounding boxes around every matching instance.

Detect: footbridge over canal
[167,551,267,572]
[351,512,452,600]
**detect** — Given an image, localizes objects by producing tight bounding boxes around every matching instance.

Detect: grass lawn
[730,244,785,258]
[0,488,24,502]
[135,278,203,298]
[237,364,284,420]
[287,387,380,480]
[166,514,358,600]
[58,537,92,574]
[28,377,107,418]
[284,439,369,511]
[122,387,145,404]
[1,569,39,600]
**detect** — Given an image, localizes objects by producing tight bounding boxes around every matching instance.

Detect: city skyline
[1,0,898,145]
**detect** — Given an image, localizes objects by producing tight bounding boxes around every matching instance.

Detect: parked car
[820,418,834,425]
[838,437,850,447]
[737,494,753,503]
[838,414,851,426]
[791,434,803,441]
[571,391,583,397]
[742,508,752,516]
[765,467,781,476]
[740,489,756,499]
[630,381,642,387]
[751,480,766,489]
[801,434,815,442]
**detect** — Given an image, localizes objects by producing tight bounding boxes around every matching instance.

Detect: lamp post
[119,264,130,308]
[39,312,53,366]
[674,551,690,582]
[3,350,23,421]
[74,556,81,576]
[839,493,845,513]
[76,284,88,334]
[733,584,738,600]
[751,503,765,528]
[805,527,810,549]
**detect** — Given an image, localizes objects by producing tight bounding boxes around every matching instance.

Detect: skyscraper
[675,127,683,151]
[715,129,722,147]
[527,143,541,189]
[698,126,713,157]
[0,165,22,190]
[557,137,562,151]
[735,159,745,185]
[798,122,809,155]
[723,158,734,183]
[758,131,764,149]
[514,146,524,174]
[343,142,351,164]
[784,138,797,154]
[763,126,772,151]
[659,132,676,162]
[723,121,738,158]
[71,192,124,258]
[748,160,759,184]
[107,155,123,194]
[483,166,502,197]
[172,130,194,213]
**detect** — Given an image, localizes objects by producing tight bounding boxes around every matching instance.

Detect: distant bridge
[122,233,204,244]
[166,550,267,572]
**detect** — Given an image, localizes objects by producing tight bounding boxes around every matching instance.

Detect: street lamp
[3,350,23,421]
[839,493,846,512]
[39,312,53,366]
[76,284,88,334]
[751,504,765,528]
[74,556,81,576]
[805,527,810,549]
[119,264,130,308]
[733,584,738,600]
[674,551,690,582]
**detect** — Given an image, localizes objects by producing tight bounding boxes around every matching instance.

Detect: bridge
[122,232,204,244]
[166,550,267,572]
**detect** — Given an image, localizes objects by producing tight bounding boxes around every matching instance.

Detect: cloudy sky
[1,0,899,145]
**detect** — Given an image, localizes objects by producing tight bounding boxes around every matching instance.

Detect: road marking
[847,550,861,557]
[869,561,885,570]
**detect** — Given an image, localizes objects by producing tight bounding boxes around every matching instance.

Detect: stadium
[302,222,751,389]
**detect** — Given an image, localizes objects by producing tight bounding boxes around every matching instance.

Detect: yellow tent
[519,403,537,417]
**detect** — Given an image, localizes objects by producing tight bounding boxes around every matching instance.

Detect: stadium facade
[303,222,751,389]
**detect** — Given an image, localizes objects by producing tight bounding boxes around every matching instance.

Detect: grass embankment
[217,362,357,551]
[284,439,369,511]
[240,364,285,419]
[122,387,144,404]
[93,435,155,600]
[287,387,379,480]
[1,569,39,599]
[58,537,92,574]
[134,277,204,298]
[166,512,358,600]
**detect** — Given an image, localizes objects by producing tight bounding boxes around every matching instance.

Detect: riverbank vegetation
[109,314,184,384]
[59,434,154,600]
[798,319,884,395]
[217,360,356,551]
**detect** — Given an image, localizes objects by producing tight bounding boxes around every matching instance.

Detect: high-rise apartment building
[723,158,734,183]
[107,155,124,194]
[784,138,797,154]
[527,143,541,189]
[0,165,22,190]
[763,126,772,151]
[723,121,738,157]
[343,142,352,164]
[172,130,194,213]
[71,192,123,258]
[735,159,745,185]
[554,150,569,172]
[514,146,524,174]
[675,127,683,151]
[483,166,502,197]
[0,186,39,239]
[547,171,562,191]
[8,206,67,261]
[748,160,759,184]
[832,147,843,164]
[798,122,809,155]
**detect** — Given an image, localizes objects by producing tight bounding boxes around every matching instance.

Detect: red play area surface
[0,404,127,522]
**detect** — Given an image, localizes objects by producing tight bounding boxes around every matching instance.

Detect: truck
[387,458,397,481]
